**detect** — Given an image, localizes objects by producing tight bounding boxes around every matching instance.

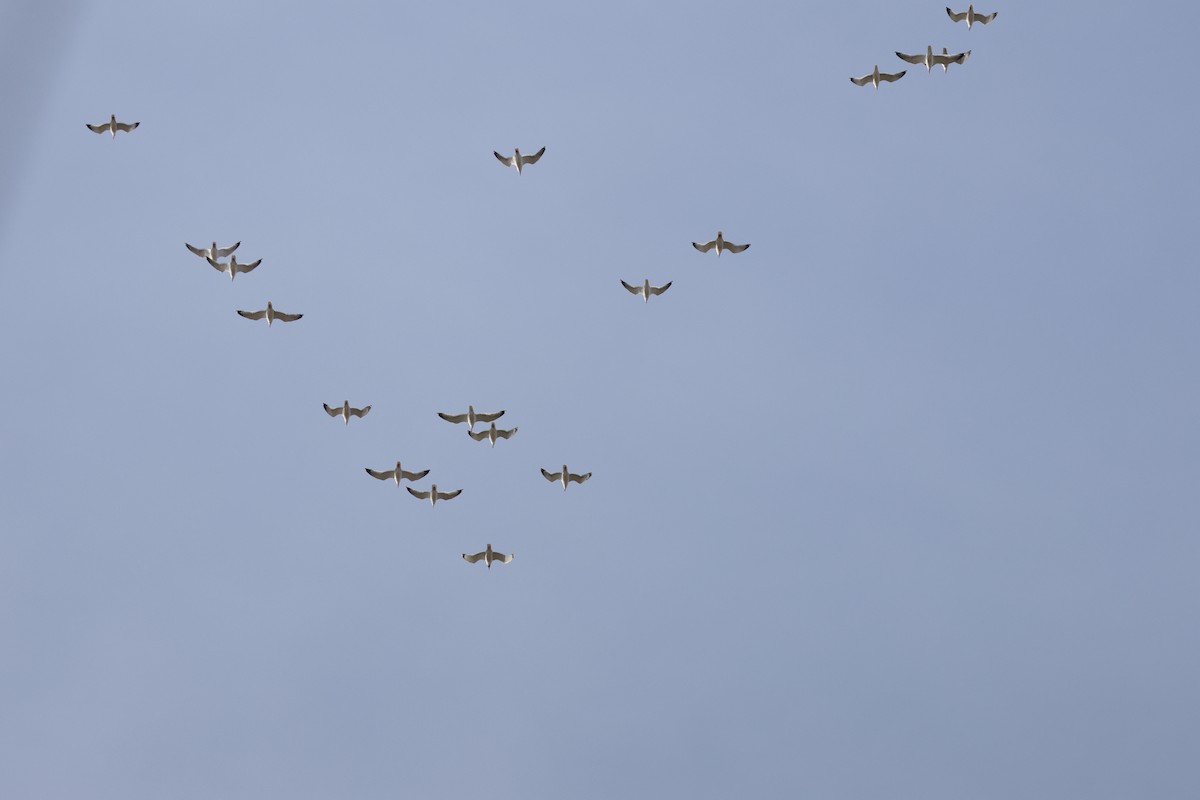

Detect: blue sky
[1,2,1198,798]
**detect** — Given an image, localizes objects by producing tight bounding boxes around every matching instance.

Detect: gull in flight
[186,241,240,261]
[692,231,749,256]
[87,114,139,137]
[406,484,462,506]
[468,422,518,447]
[494,146,546,175]
[438,405,505,431]
[206,254,261,281]
[896,46,971,72]
[365,461,430,485]
[541,465,592,491]
[946,5,997,29]
[323,400,371,424]
[236,301,302,326]
[937,47,971,72]
[463,544,513,569]
[621,279,672,302]
[851,65,906,88]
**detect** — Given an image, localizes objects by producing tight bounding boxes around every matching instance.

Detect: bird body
[87,114,139,137]
[438,405,505,431]
[236,301,302,326]
[938,47,971,71]
[323,400,371,424]
[946,4,997,29]
[407,484,462,506]
[366,462,430,485]
[621,278,672,302]
[186,241,240,261]
[692,231,749,256]
[468,422,518,447]
[206,254,261,280]
[851,65,906,88]
[494,146,546,174]
[541,464,592,491]
[463,544,513,569]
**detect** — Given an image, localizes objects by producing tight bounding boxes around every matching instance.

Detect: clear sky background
[1,1,1198,798]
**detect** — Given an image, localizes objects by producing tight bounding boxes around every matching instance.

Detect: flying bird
[851,65,906,88]
[946,5,997,29]
[186,241,240,261]
[494,146,546,175]
[468,422,518,448]
[621,279,672,302]
[463,544,514,569]
[365,462,430,485]
[896,46,971,72]
[236,301,302,325]
[206,254,261,281]
[541,465,592,491]
[692,231,749,256]
[323,400,371,424]
[938,47,971,71]
[406,484,462,506]
[87,114,139,137]
[438,405,505,431]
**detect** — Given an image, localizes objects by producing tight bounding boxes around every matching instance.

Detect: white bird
[406,484,462,506]
[186,241,240,261]
[205,254,261,281]
[468,422,518,447]
[946,5,997,29]
[86,114,139,137]
[438,405,505,431]
[851,65,906,88]
[692,231,749,256]
[621,279,672,302]
[463,544,513,569]
[494,146,546,175]
[236,301,302,326]
[939,47,971,71]
[323,400,371,424]
[896,46,971,72]
[541,464,592,491]
[365,462,430,484]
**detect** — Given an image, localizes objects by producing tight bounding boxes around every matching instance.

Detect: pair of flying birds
[349,411,445,501]
[363,458,460,507]
[620,230,750,303]
[184,240,261,282]
[438,405,517,447]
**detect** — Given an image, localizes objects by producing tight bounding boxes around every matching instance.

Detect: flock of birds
[85,3,999,570]
[851,5,997,87]
[90,134,703,570]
